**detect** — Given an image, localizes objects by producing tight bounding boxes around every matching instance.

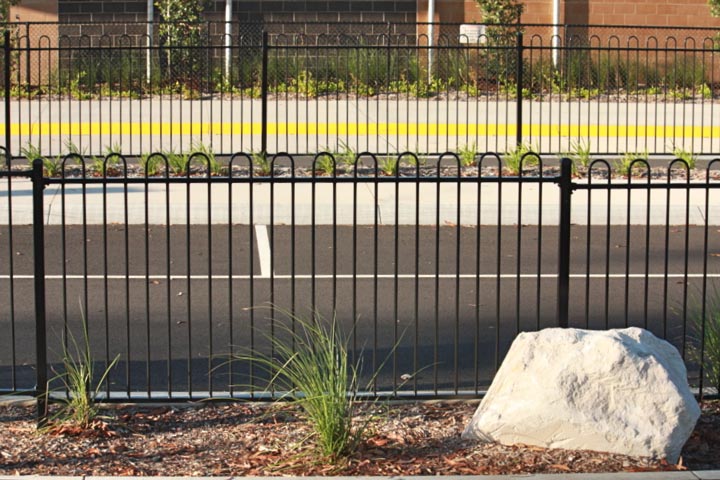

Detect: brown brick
[635,4,658,15]
[613,3,636,14]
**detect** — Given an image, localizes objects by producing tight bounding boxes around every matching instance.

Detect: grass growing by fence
[45,305,119,430]
[230,309,378,459]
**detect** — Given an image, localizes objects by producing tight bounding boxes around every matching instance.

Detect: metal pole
[261,30,268,156]
[4,30,11,163]
[146,0,153,84]
[427,0,435,83]
[225,0,233,79]
[552,1,560,67]
[32,158,48,425]
[557,157,573,328]
[515,31,523,147]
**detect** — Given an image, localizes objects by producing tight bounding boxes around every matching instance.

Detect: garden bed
[1,400,718,476]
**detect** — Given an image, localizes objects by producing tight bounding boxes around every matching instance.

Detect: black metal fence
[1,151,719,408]
[2,22,720,157]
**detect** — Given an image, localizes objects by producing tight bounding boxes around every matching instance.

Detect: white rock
[462,327,700,462]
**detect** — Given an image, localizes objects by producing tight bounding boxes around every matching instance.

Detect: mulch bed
[1,399,718,476]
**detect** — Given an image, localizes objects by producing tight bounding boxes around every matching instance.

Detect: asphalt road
[1,224,719,397]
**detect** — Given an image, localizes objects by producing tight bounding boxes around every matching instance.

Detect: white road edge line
[2,273,720,280]
[254,224,272,278]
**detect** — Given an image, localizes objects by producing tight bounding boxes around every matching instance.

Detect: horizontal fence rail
[1,151,720,409]
[1,22,719,158]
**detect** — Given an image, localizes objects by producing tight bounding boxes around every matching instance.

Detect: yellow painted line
[2,122,719,138]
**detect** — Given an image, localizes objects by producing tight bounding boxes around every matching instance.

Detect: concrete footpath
[1,177,718,226]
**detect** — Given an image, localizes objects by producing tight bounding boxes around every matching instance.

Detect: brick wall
[58,0,147,23]
[584,0,720,28]
[57,0,416,24]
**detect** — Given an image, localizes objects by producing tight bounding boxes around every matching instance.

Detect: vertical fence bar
[4,30,11,162]
[556,157,572,328]
[515,32,524,148]
[32,159,47,424]
[261,31,269,156]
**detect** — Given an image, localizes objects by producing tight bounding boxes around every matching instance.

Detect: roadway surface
[1,223,719,396]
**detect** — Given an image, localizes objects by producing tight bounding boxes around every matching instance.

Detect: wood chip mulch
[1,400,718,476]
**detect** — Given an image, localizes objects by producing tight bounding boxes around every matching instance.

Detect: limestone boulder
[462,327,700,462]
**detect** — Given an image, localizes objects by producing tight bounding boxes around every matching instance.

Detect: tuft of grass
[189,140,222,175]
[161,149,190,176]
[502,143,538,175]
[232,310,374,459]
[252,151,272,176]
[568,139,592,169]
[314,154,337,176]
[689,284,720,394]
[140,152,163,176]
[457,142,478,167]
[672,145,697,170]
[21,142,62,177]
[614,150,648,177]
[335,140,357,168]
[379,157,398,176]
[46,304,119,429]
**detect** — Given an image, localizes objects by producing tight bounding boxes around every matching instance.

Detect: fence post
[557,157,572,328]
[31,159,48,425]
[260,30,268,157]
[515,31,523,147]
[4,29,11,164]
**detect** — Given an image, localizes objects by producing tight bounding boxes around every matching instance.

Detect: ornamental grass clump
[46,307,119,430]
[235,310,369,459]
[689,284,720,394]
